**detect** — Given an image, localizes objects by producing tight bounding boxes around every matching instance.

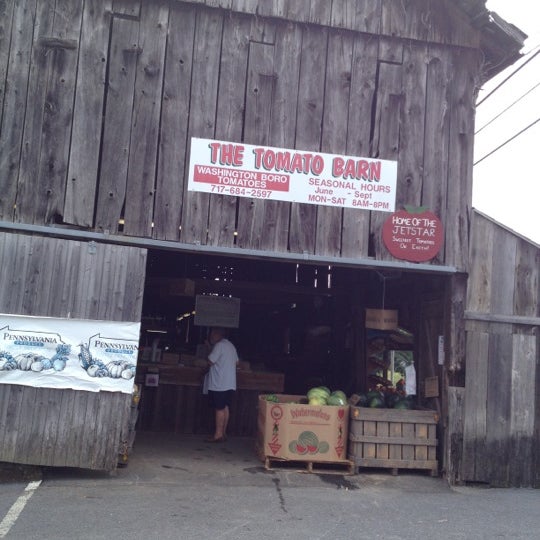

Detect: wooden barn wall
[461,212,540,487]
[0,0,482,271]
[0,233,147,470]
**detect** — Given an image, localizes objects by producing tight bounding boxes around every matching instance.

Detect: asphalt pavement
[0,432,539,539]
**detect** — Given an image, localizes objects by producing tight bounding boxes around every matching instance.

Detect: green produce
[307,386,330,401]
[264,394,279,402]
[327,394,346,406]
[369,395,385,408]
[330,390,347,402]
[393,397,412,410]
[356,393,369,407]
[309,396,327,406]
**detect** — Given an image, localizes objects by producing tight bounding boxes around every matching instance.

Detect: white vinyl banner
[0,314,140,394]
[188,138,398,211]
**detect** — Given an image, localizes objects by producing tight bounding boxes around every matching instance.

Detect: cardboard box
[257,395,349,462]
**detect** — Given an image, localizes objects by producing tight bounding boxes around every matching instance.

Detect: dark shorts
[208,389,234,410]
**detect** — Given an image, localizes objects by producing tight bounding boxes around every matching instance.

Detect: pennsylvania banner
[0,314,140,394]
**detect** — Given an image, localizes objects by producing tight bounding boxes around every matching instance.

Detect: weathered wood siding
[0,0,484,271]
[0,233,147,470]
[461,211,539,487]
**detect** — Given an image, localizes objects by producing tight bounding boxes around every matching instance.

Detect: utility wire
[475,79,540,134]
[474,116,540,166]
[477,46,540,107]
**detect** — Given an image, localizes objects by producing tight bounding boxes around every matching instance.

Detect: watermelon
[318,441,330,454]
[369,396,385,408]
[298,431,319,449]
[327,394,346,406]
[330,390,347,401]
[307,386,330,401]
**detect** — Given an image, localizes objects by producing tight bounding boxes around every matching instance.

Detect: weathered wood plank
[331,0,380,33]
[317,31,354,257]
[121,248,147,321]
[263,20,302,252]
[422,43,451,261]
[94,17,139,234]
[307,0,332,26]
[180,8,223,244]
[51,388,77,466]
[13,0,55,223]
[0,233,30,314]
[64,0,112,227]
[0,0,32,221]
[153,4,195,241]
[446,386,465,484]
[381,0,479,48]
[396,42,427,209]
[112,0,141,17]
[0,0,15,121]
[369,61,402,259]
[445,47,480,271]
[123,2,168,237]
[490,223,517,316]
[514,237,539,317]
[461,331,489,482]
[0,2,25,219]
[236,39,275,249]
[289,25,327,255]
[508,333,537,485]
[33,0,83,224]
[466,212,494,313]
[207,14,250,248]
[1,384,26,462]
[485,330,513,485]
[38,388,62,466]
[342,33,378,258]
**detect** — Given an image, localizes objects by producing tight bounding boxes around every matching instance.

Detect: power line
[475,79,540,134]
[477,46,540,107]
[473,116,540,166]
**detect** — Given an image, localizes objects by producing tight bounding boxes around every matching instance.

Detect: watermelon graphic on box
[257,394,349,463]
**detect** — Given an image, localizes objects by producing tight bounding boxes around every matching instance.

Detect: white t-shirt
[207,338,238,391]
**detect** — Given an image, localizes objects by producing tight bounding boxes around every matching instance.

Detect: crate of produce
[348,406,438,476]
[257,394,350,465]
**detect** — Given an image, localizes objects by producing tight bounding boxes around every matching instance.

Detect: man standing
[206,327,238,442]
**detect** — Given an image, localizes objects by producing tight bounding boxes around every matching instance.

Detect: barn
[0,0,536,486]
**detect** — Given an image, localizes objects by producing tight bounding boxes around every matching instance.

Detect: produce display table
[348,407,438,476]
[135,364,284,436]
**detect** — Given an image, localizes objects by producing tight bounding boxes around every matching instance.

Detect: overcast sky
[473,1,540,244]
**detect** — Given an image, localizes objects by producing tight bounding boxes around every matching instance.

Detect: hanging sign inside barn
[0,314,140,393]
[188,138,398,212]
[382,206,444,262]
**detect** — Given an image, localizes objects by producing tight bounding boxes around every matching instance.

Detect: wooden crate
[348,407,439,476]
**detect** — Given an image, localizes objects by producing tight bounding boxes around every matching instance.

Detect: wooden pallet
[264,456,355,475]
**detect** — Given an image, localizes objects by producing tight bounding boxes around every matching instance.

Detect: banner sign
[188,138,397,212]
[0,314,140,394]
